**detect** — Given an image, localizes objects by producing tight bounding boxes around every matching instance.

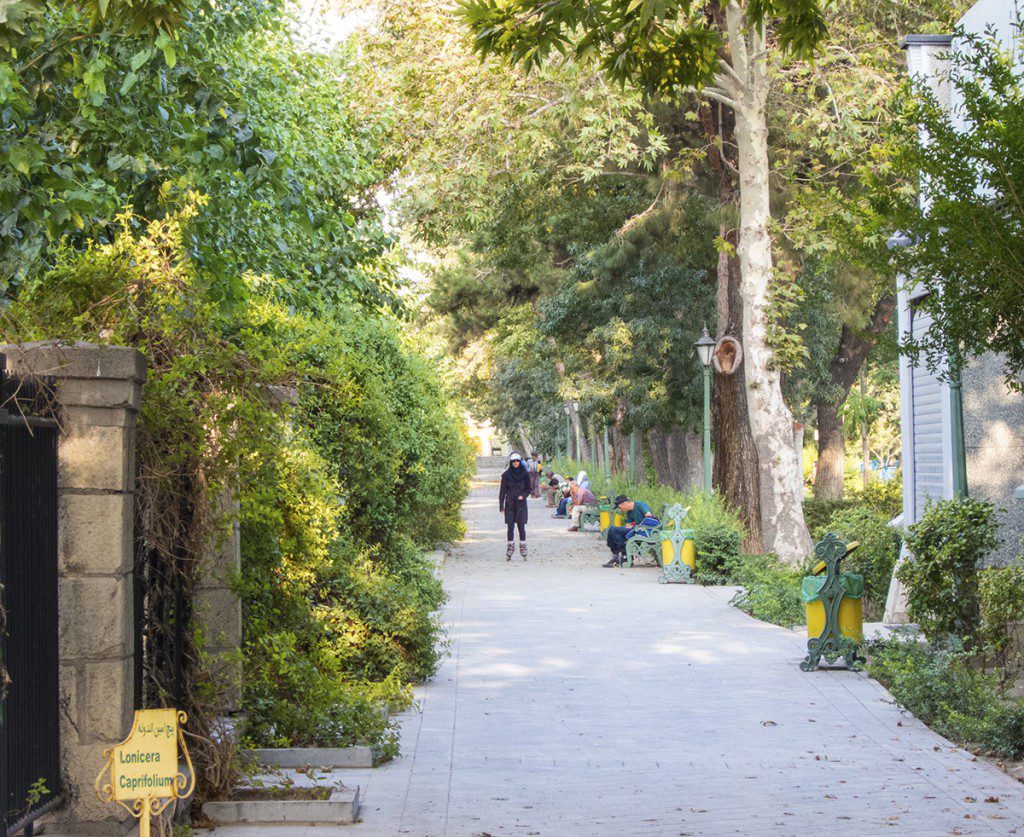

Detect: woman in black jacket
[498,453,531,560]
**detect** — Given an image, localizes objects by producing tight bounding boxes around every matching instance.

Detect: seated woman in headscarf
[576,470,590,490]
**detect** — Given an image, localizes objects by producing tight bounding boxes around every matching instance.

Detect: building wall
[962,351,1024,564]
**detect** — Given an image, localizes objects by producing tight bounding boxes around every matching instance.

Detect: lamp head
[695,326,716,368]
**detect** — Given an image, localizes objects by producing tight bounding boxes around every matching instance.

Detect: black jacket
[499,465,531,526]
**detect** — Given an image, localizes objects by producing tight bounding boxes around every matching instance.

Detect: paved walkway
[208,468,1024,836]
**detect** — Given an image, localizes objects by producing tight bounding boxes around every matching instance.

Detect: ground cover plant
[865,497,1024,763]
[867,637,1024,761]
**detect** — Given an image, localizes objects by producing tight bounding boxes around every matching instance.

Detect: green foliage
[978,564,1024,676]
[1,0,394,307]
[26,777,49,808]
[236,306,467,751]
[539,192,716,439]
[692,524,743,585]
[457,0,826,94]
[3,207,471,787]
[899,498,1000,644]
[813,506,900,620]
[878,31,1024,386]
[804,478,903,534]
[850,476,903,520]
[729,554,807,628]
[803,498,858,534]
[867,637,1024,760]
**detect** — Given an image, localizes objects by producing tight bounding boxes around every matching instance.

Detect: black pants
[507,522,526,541]
[606,525,630,555]
[556,497,569,516]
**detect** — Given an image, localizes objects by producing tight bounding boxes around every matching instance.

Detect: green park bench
[623,513,664,567]
[578,495,609,532]
[622,504,696,584]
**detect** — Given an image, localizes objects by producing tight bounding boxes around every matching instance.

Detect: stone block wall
[3,341,145,835]
[962,352,1024,565]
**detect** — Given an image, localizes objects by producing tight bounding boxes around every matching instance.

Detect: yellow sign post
[96,709,194,837]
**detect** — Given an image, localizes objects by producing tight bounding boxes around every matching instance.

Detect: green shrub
[850,476,904,520]
[803,498,857,534]
[729,554,807,628]
[693,524,743,584]
[867,636,1024,759]
[804,477,902,533]
[978,563,1024,676]
[899,498,1000,644]
[813,506,900,621]
[242,631,404,756]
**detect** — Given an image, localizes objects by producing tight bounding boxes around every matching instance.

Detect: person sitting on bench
[540,470,564,504]
[553,482,572,519]
[603,494,656,567]
[567,482,598,531]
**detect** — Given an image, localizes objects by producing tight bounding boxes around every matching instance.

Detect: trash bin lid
[801,573,864,603]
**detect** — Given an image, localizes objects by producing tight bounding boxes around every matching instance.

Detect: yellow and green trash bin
[658,503,695,584]
[802,572,864,644]
[800,534,866,671]
[597,498,624,536]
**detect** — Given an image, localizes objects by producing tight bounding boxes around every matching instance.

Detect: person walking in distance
[499,453,530,561]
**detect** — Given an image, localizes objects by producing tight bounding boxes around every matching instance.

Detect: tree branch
[701,87,740,111]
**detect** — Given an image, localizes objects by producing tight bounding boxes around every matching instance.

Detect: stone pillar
[195,492,242,708]
[3,341,145,835]
[194,384,295,710]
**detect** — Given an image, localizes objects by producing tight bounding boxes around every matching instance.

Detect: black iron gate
[0,364,62,832]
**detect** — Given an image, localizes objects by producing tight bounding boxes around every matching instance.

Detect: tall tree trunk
[812,293,896,499]
[717,2,811,563]
[813,398,845,500]
[516,422,532,458]
[712,229,765,554]
[570,403,590,462]
[700,22,765,555]
[647,426,702,491]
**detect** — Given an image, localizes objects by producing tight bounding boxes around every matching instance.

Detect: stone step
[202,787,361,826]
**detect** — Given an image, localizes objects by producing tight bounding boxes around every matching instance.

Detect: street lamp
[563,403,571,461]
[695,327,717,495]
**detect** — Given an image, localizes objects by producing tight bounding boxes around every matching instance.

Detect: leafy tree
[881,31,1024,387]
[773,0,965,499]
[1,0,393,308]
[458,0,829,561]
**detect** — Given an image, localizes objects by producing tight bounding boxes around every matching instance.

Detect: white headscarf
[576,470,590,489]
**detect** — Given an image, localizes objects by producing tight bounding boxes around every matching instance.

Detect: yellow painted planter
[806,596,863,643]
[613,512,624,526]
[599,509,611,531]
[661,537,695,570]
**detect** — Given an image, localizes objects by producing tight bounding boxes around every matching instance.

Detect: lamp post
[571,400,582,463]
[563,404,571,462]
[603,426,611,482]
[695,327,717,495]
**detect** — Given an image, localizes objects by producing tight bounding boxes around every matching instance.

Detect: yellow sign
[96,709,194,837]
